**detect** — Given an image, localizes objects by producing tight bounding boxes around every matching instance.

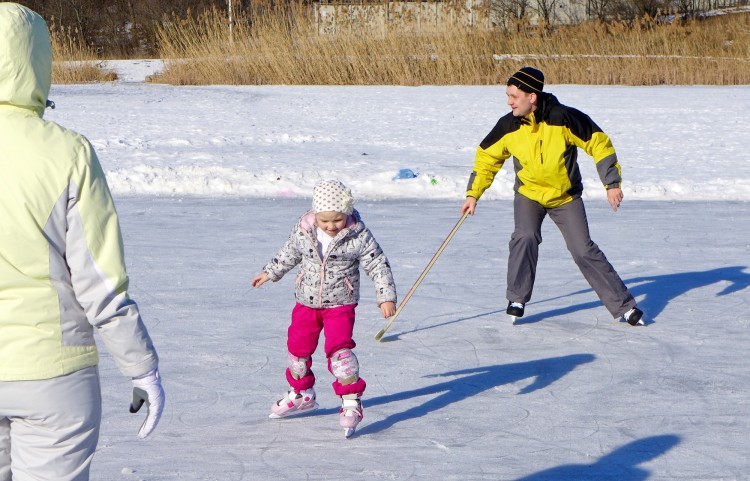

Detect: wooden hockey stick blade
[375,211,469,341]
[374,309,402,341]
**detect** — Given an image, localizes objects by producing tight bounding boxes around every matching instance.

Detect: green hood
[0,3,51,117]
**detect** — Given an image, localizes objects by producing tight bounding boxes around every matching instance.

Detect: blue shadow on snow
[380,308,506,342]
[517,265,750,325]
[512,434,681,481]
[325,353,595,435]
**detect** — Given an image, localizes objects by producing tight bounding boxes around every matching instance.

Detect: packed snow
[40,62,750,480]
[55,60,750,203]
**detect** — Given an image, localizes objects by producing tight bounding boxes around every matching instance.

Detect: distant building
[313,0,750,32]
[312,0,591,33]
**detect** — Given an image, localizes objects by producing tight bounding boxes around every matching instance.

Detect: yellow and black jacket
[467,93,622,208]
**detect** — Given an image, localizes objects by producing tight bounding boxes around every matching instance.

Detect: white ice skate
[269,387,319,419]
[340,396,363,438]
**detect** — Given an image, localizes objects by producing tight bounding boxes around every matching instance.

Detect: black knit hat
[507,67,544,93]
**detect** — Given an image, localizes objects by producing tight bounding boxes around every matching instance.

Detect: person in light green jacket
[0,4,164,480]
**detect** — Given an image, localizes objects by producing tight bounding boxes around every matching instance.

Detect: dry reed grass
[49,23,118,83]
[154,6,750,86]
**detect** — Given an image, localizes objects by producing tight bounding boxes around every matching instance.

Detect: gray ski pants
[506,194,636,317]
[0,366,101,481]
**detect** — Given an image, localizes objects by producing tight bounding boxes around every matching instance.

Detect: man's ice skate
[620,307,645,326]
[339,395,363,438]
[269,387,318,419]
[507,301,525,325]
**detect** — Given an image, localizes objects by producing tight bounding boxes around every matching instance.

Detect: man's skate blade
[268,403,319,419]
[620,313,645,326]
[344,427,356,438]
[509,315,520,325]
[628,313,645,326]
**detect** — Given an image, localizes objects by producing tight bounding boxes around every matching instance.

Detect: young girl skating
[252,179,397,437]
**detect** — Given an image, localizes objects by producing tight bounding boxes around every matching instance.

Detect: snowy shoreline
[46,80,750,202]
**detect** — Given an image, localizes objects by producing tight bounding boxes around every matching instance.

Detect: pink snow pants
[285,303,366,398]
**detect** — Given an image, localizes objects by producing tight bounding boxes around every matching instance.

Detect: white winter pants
[0,366,101,481]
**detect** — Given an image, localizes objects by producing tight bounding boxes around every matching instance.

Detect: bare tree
[588,0,621,19]
[491,0,534,29]
[534,0,559,24]
[16,0,225,57]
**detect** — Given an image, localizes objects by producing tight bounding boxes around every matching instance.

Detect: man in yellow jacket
[461,67,644,326]
[0,4,164,480]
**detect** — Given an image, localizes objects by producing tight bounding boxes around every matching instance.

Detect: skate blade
[620,314,645,326]
[344,427,356,438]
[510,315,520,325]
[268,403,319,419]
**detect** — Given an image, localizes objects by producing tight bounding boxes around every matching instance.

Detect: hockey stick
[375,211,470,341]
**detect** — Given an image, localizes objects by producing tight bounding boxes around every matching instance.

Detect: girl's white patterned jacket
[262,209,397,308]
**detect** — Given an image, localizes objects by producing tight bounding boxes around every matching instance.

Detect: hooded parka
[0,3,157,381]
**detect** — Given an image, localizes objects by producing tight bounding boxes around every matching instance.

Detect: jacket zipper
[318,261,326,306]
[540,139,543,164]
